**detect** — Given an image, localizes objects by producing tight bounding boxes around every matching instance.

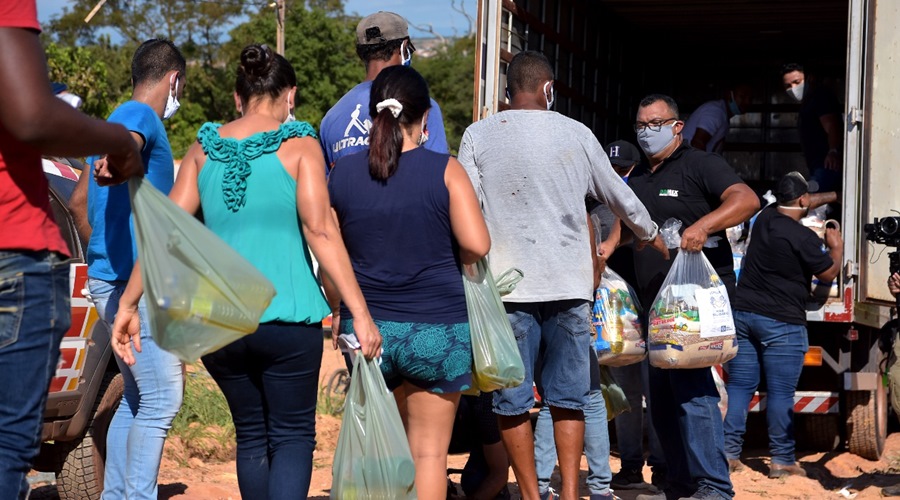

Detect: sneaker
[650,468,669,493]
[590,493,622,500]
[636,493,667,500]
[677,487,730,500]
[768,462,807,479]
[883,484,900,496]
[540,487,560,500]
[727,458,746,473]
[611,467,647,489]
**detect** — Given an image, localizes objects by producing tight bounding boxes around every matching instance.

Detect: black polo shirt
[627,144,744,306]
[734,206,833,325]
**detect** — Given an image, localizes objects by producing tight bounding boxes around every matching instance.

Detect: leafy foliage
[40,0,474,159]
[414,36,476,155]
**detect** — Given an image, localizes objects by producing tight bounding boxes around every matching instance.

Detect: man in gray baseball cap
[319,11,448,172]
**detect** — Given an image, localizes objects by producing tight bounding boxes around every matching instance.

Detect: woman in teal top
[111,44,381,499]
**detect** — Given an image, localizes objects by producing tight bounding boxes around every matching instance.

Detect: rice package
[648,219,737,369]
[592,268,646,367]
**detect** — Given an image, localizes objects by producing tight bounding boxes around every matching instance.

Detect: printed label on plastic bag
[695,285,735,338]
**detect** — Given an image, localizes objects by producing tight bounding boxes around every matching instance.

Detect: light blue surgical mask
[728,91,742,116]
[401,40,412,67]
[637,123,677,156]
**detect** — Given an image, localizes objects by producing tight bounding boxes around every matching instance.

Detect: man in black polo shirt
[627,94,759,500]
[723,172,842,479]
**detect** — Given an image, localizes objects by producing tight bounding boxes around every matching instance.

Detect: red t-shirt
[0,1,69,256]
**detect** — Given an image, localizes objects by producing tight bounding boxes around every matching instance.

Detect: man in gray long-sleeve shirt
[458,50,667,500]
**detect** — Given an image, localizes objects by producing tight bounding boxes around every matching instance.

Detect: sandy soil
[29,339,900,499]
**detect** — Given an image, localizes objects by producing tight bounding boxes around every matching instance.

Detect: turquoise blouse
[196,121,330,324]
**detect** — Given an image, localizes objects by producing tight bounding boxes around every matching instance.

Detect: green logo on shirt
[659,189,679,197]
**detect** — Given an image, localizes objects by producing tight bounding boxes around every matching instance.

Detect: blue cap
[51,82,68,94]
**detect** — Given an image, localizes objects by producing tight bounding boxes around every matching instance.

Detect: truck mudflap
[50,263,97,394]
[747,391,841,413]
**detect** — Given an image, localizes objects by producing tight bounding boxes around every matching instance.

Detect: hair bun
[240,44,274,78]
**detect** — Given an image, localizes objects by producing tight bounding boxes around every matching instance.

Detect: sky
[35,0,478,38]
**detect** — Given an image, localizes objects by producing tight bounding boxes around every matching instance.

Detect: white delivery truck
[472,0,900,459]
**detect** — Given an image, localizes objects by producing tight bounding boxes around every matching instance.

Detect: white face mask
[543,81,555,110]
[417,115,428,146]
[786,81,805,102]
[57,93,83,109]
[284,92,296,123]
[163,76,180,120]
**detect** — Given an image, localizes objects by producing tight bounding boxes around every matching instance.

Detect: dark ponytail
[368,66,431,181]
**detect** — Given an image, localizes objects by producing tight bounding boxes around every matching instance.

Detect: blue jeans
[202,321,323,499]
[535,347,611,496]
[649,365,734,499]
[610,358,666,471]
[89,278,184,500]
[494,300,592,416]
[0,251,70,500]
[724,311,808,466]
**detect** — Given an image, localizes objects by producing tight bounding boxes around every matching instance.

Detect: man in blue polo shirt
[319,11,448,172]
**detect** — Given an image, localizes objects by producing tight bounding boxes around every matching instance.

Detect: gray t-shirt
[458,110,656,302]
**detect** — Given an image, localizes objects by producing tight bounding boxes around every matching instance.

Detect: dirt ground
[29,340,900,499]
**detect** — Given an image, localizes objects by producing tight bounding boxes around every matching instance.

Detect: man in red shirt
[0,2,144,498]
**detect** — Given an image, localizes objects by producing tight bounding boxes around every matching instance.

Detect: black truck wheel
[56,372,123,500]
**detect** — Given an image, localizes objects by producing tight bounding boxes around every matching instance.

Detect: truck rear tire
[56,372,123,500]
[795,414,841,451]
[845,385,887,460]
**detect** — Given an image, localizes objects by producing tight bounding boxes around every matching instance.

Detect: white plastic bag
[129,178,276,362]
[648,219,737,369]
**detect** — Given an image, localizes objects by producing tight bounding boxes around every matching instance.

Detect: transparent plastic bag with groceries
[648,218,737,369]
[592,267,646,367]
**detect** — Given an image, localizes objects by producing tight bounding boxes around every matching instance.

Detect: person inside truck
[723,171,843,479]
[625,93,759,500]
[319,11,448,173]
[780,63,844,193]
[0,2,145,498]
[681,85,752,154]
[458,50,666,500]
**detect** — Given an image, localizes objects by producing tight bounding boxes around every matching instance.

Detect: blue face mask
[728,91,742,116]
[401,40,412,67]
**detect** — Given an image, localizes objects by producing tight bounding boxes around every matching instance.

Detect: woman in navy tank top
[328,65,490,499]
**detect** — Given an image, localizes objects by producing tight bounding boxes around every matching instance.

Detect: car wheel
[56,372,123,500]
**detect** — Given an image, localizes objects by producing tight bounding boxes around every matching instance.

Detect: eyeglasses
[634,117,678,133]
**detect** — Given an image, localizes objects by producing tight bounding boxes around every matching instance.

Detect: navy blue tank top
[328,147,467,323]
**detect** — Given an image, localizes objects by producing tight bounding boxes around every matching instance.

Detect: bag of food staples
[648,219,737,369]
[593,268,646,367]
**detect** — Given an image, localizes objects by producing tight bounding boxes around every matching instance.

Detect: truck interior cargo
[481,0,851,188]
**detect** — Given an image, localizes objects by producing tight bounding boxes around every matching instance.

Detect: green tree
[44,42,125,119]
[415,36,476,155]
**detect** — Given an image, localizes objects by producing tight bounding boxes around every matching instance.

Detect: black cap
[775,171,809,203]
[607,140,640,167]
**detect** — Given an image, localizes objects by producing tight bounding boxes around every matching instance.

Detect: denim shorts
[493,300,592,415]
[342,318,473,394]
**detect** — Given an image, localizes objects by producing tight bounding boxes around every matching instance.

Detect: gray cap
[357,12,414,48]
